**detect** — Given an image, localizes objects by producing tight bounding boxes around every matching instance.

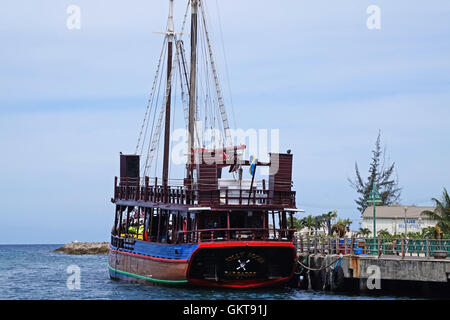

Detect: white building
[361,205,437,236]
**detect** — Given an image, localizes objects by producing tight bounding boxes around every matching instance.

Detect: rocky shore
[53,241,109,255]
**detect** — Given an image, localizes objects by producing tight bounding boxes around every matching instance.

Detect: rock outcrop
[53,241,109,255]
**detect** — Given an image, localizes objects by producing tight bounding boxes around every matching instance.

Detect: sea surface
[0,244,413,300]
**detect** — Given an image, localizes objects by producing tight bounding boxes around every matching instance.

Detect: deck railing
[111,227,296,247]
[114,177,296,207]
[176,228,296,244]
[115,177,197,204]
[296,235,450,258]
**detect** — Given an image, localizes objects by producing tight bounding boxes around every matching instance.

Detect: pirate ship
[108,0,299,288]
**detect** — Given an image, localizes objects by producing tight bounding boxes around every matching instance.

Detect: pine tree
[348,131,402,214]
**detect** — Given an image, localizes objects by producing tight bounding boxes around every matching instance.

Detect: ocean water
[0,244,408,300]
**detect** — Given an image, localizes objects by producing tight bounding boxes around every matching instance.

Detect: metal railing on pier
[296,235,450,258]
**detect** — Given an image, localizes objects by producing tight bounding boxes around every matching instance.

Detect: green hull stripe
[108,265,188,284]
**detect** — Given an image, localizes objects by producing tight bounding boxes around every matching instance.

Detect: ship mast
[187,0,198,185]
[162,0,175,188]
[138,0,235,183]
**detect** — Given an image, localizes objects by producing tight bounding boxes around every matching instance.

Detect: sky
[0,0,449,243]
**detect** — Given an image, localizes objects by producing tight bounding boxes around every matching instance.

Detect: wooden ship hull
[108,239,296,288]
[108,242,191,285]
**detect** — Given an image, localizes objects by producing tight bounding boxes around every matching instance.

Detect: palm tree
[321,210,338,235]
[331,218,352,237]
[421,188,450,236]
[377,229,392,239]
[292,217,302,230]
[358,227,371,237]
[297,215,316,235]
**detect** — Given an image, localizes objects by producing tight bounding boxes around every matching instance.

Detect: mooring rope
[296,256,343,272]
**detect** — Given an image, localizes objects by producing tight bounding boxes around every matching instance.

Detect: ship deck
[113,177,297,211]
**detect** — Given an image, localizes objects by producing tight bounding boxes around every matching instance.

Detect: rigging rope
[141,43,167,159]
[142,44,167,173]
[137,0,238,177]
[214,0,237,130]
[177,40,190,128]
[143,1,191,175]
[135,37,168,155]
[199,1,232,147]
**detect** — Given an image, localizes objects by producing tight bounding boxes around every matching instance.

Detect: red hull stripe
[109,247,188,263]
[197,241,295,249]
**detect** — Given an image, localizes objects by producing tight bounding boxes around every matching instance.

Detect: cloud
[0,0,449,241]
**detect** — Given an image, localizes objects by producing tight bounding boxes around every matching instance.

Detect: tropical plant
[294,215,316,234]
[348,131,402,214]
[321,210,338,220]
[406,232,422,239]
[292,217,304,231]
[358,227,372,237]
[377,229,392,239]
[421,188,450,236]
[295,214,335,236]
[421,226,436,239]
[331,218,352,237]
[320,210,338,235]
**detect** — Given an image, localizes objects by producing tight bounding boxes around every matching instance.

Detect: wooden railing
[115,177,197,205]
[111,228,296,246]
[176,228,296,244]
[114,177,296,207]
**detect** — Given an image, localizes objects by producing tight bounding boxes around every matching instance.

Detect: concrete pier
[297,252,450,296]
[303,254,450,283]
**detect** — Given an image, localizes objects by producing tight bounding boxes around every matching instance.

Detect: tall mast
[162,0,175,188]
[187,0,198,183]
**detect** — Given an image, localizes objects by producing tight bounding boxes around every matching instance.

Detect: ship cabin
[111,151,298,246]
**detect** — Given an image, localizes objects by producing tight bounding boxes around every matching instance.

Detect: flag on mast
[249,155,257,176]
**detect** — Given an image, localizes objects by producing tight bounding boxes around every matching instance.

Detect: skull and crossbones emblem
[236,259,250,271]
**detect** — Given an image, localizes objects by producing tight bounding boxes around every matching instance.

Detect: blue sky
[1,0,449,243]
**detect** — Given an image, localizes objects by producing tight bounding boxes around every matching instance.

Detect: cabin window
[159,210,168,243]
[143,209,182,244]
[230,212,246,228]
[199,212,226,230]
[149,210,159,242]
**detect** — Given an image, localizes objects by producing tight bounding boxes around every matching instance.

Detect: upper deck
[113,177,296,210]
[113,152,297,211]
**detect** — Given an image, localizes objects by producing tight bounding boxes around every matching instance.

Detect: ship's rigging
[134,0,238,182]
